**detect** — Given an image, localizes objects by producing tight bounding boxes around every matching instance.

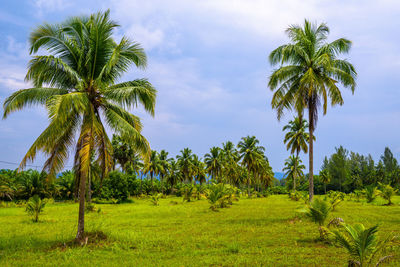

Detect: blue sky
[0,0,399,172]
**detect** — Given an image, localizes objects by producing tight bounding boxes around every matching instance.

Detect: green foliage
[25,195,46,222]
[181,184,195,202]
[305,198,331,239]
[332,223,396,266]
[206,183,238,211]
[379,183,398,205]
[327,191,345,211]
[100,171,137,201]
[363,185,379,203]
[150,193,163,206]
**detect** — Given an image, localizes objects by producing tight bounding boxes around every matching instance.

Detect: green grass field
[1,195,400,266]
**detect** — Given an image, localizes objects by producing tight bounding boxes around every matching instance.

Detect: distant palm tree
[319,169,331,194]
[269,20,356,200]
[237,136,265,196]
[283,155,305,191]
[282,117,311,158]
[192,155,207,184]
[144,151,163,193]
[158,150,171,187]
[2,10,156,241]
[177,148,194,183]
[204,147,223,182]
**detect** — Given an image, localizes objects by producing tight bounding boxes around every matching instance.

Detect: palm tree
[319,169,331,194]
[268,20,357,200]
[379,183,398,205]
[176,148,194,183]
[144,151,163,193]
[332,224,395,266]
[204,147,223,182]
[192,155,207,184]
[2,10,156,242]
[282,117,310,157]
[158,150,171,185]
[237,136,265,196]
[283,155,305,191]
[166,159,182,191]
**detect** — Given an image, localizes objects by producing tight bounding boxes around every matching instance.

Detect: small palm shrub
[181,184,194,202]
[327,191,345,211]
[379,183,398,205]
[206,183,238,211]
[353,190,363,202]
[289,191,301,201]
[150,193,163,206]
[363,185,379,203]
[305,198,332,239]
[26,195,46,222]
[332,223,396,266]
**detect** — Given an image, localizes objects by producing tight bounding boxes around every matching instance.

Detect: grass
[1,195,400,266]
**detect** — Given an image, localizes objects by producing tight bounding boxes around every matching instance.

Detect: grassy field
[1,195,400,266]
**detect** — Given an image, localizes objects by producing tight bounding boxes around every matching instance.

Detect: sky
[0,0,399,173]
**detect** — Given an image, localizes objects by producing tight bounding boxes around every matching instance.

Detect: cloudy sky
[0,0,399,172]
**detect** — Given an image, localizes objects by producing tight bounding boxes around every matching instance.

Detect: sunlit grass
[1,195,399,266]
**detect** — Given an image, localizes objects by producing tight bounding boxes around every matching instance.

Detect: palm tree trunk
[87,167,92,203]
[76,163,87,242]
[308,110,314,201]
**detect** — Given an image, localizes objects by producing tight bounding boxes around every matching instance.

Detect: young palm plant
[305,198,331,239]
[269,20,357,201]
[26,195,46,222]
[379,183,398,205]
[3,10,156,242]
[332,224,395,266]
[364,185,379,203]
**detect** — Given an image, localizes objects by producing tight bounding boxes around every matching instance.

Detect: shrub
[363,185,379,203]
[150,193,163,206]
[379,183,398,205]
[26,195,46,222]
[332,223,396,266]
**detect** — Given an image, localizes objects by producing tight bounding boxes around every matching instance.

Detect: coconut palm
[192,155,207,185]
[237,136,265,196]
[268,20,357,200]
[332,223,395,266]
[283,155,305,191]
[177,148,194,183]
[282,117,311,157]
[2,10,156,241]
[204,147,223,182]
[319,169,331,194]
[144,151,163,193]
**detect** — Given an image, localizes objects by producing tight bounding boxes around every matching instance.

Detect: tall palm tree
[237,136,265,196]
[204,147,223,182]
[283,155,305,191]
[2,10,156,242]
[268,20,356,200]
[176,148,194,183]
